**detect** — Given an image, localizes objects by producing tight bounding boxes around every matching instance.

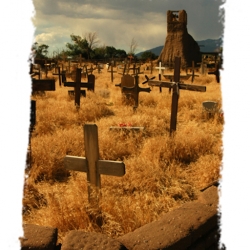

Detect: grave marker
[64,124,125,204]
[186,61,199,82]
[52,66,66,86]
[208,62,220,83]
[32,78,56,94]
[108,64,117,82]
[115,74,135,100]
[64,68,95,107]
[155,62,165,92]
[117,74,151,108]
[148,57,206,135]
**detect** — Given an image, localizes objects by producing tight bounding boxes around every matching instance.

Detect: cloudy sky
[32,0,224,55]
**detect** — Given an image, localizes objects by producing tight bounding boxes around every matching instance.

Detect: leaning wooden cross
[64,124,126,204]
[148,57,206,135]
[64,68,95,107]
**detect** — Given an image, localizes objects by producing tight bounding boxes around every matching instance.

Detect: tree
[140,51,158,62]
[84,32,100,51]
[115,49,127,59]
[93,44,106,60]
[32,42,49,59]
[128,38,138,56]
[66,34,89,58]
[105,46,117,59]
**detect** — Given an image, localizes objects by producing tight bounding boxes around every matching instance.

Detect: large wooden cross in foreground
[148,57,206,135]
[64,124,126,205]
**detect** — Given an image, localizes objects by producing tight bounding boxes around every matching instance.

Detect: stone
[118,187,219,250]
[20,224,58,250]
[61,231,127,250]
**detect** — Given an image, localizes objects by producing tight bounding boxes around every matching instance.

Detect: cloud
[32,0,224,54]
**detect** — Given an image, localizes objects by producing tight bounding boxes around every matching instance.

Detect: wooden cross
[64,68,95,107]
[108,64,117,82]
[52,66,66,87]
[148,57,206,135]
[208,62,220,83]
[79,54,82,67]
[30,64,41,79]
[186,61,199,83]
[155,62,165,93]
[32,78,56,94]
[128,54,134,66]
[64,124,125,204]
[120,74,151,108]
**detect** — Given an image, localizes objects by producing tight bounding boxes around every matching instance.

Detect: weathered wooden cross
[186,61,199,83]
[155,62,165,92]
[208,62,220,83]
[128,54,134,65]
[108,64,117,82]
[64,124,126,204]
[64,68,95,107]
[148,57,206,135]
[52,66,66,87]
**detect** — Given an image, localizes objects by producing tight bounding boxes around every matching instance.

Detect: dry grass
[23,63,223,243]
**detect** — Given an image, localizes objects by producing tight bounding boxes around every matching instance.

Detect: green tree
[66,34,89,58]
[105,46,117,59]
[140,51,158,61]
[32,42,49,59]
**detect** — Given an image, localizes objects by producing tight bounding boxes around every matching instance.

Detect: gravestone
[122,74,151,108]
[202,101,218,118]
[32,78,56,95]
[115,74,135,100]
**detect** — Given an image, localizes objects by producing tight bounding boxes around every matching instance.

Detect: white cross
[155,62,165,75]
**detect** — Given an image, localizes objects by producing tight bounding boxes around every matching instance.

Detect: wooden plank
[179,83,206,92]
[148,80,172,88]
[64,155,87,172]
[97,160,125,176]
[32,79,55,92]
[109,126,144,131]
[84,124,101,191]
[75,68,81,107]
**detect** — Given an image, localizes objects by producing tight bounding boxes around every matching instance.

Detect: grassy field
[23,62,223,243]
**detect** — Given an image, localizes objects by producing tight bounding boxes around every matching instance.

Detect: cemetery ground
[23,63,223,244]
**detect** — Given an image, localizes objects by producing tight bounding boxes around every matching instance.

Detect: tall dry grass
[23,64,223,243]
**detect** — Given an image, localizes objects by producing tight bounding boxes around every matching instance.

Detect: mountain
[136,38,222,58]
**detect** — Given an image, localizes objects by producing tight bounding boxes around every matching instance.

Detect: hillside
[136,38,223,58]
